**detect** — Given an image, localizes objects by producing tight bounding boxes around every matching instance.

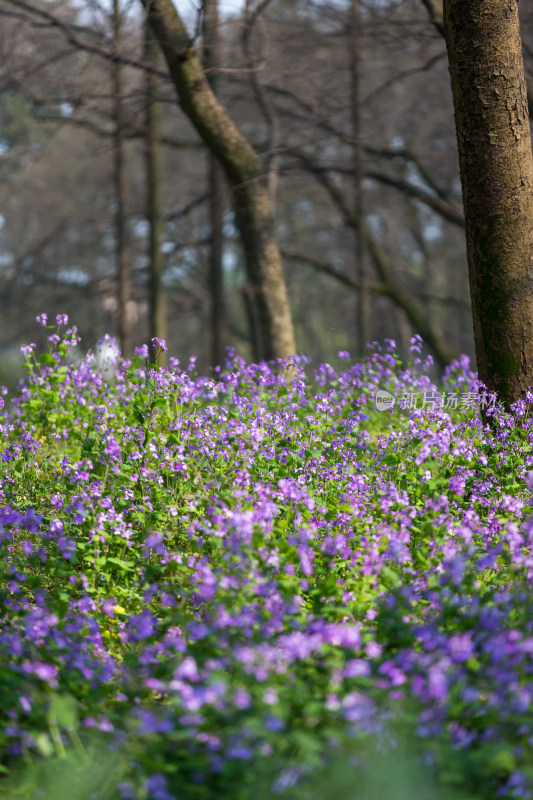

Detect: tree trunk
[202,0,227,367]
[140,0,296,361]
[350,0,371,357]
[206,157,226,365]
[443,0,533,407]
[113,0,130,357]
[145,23,168,366]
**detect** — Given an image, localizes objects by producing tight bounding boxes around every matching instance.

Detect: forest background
[1,0,527,380]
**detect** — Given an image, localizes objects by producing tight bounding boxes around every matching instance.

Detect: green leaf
[380,565,401,586]
[307,448,322,460]
[47,693,78,729]
[151,397,168,410]
[382,454,399,467]
[490,747,516,775]
[34,733,54,757]
[289,730,323,760]
[107,557,134,571]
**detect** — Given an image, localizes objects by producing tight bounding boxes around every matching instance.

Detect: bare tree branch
[286,149,464,228]
[282,249,469,308]
[2,0,168,77]
[241,0,279,175]
[164,191,210,224]
[364,51,446,105]
[267,84,454,204]
[418,0,445,35]
[363,145,451,202]
[364,170,464,228]
[293,153,456,366]
[282,249,385,293]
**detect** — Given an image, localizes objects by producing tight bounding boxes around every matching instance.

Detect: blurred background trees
[1,0,530,380]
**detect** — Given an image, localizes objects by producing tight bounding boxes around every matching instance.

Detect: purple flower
[174,657,199,682]
[135,344,150,359]
[128,611,157,642]
[427,661,449,704]
[136,710,173,735]
[20,343,36,358]
[101,599,116,618]
[21,661,59,687]
[227,745,253,760]
[145,773,174,800]
[408,334,423,354]
[151,338,168,353]
[19,696,31,714]
[233,689,251,710]
[344,659,370,679]
[263,688,278,705]
[341,691,375,724]
[448,633,474,663]
[103,434,122,463]
[144,531,166,556]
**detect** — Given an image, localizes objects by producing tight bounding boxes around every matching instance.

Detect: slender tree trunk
[202,0,227,367]
[350,0,370,356]
[145,23,168,366]
[207,155,227,367]
[242,284,261,362]
[444,0,533,407]
[113,0,130,357]
[140,0,296,361]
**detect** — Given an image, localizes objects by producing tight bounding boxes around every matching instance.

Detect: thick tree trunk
[140,0,296,361]
[202,0,227,367]
[145,24,168,366]
[444,0,533,407]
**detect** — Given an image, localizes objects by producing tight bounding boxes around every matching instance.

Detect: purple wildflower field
[3,315,533,799]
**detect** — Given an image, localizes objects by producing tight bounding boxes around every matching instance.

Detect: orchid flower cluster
[2,319,533,798]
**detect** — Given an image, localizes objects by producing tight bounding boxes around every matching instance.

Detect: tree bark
[140,0,296,361]
[113,0,130,357]
[145,23,168,366]
[444,0,533,408]
[350,0,371,356]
